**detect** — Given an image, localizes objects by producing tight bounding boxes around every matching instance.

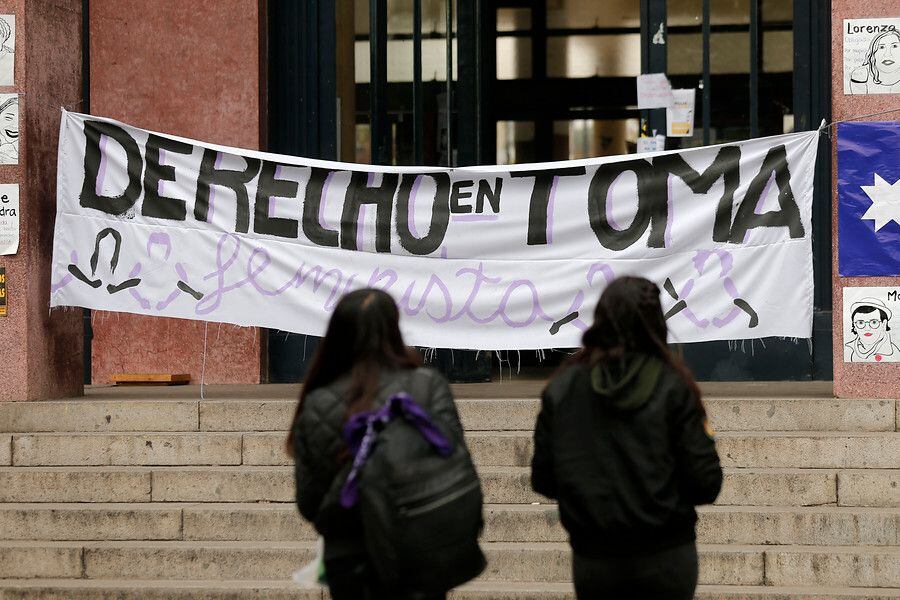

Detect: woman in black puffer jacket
[286,288,469,600]
[531,276,723,600]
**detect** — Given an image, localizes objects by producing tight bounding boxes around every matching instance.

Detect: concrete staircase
[0,382,898,599]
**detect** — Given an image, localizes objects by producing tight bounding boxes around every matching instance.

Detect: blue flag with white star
[838,121,900,276]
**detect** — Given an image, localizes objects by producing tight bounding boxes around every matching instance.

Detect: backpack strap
[339,392,453,508]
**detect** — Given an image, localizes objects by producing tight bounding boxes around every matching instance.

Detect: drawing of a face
[0,99,17,146]
[0,18,11,48]
[874,32,900,74]
[852,306,888,348]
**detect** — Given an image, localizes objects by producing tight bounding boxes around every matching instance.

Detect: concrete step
[764,546,900,588]
[245,431,900,470]
[0,465,538,505]
[0,468,152,503]
[10,433,243,467]
[696,505,899,546]
[3,541,897,587]
[695,586,900,599]
[0,436,9,466]
[716,432,900,469]
[839,470,900,507]
[0,579,323,600]
[0,541,767,585]
[2,502,895,547]
[2,397,895,434]
[0,503,186,541]
[2,465,876,506]
[1,581,899,600]
[0,400,201,433]
[196,397,900,433]
[201,399,543,433]
[12,431,899,470]
[6,431,537,468]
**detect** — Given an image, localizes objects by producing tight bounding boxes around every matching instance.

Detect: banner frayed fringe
[724,337,812,356]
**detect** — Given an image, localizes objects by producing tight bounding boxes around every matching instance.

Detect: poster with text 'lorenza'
[844,18,900,94]
[843,287,900,363]
[838,121,900,276]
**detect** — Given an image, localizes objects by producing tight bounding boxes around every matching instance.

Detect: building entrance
[266,0,832,383]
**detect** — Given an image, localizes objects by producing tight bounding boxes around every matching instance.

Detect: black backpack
[341,369,486,593]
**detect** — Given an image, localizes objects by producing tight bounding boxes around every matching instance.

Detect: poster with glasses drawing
[843,287,900,363]
[844,18,900,94]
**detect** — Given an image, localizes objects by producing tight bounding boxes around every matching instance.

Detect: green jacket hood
[590,354,665,411]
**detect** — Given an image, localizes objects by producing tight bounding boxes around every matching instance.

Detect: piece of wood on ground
[110,373,191,386]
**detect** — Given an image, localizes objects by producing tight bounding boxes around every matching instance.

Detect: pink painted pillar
[832,0,900,398]
[0,0,84,401]
[87,0,265,384]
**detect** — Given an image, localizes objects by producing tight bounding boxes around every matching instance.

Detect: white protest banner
[50,110,819,350]
[844,18,900,95]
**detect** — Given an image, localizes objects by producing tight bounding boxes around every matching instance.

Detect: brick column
[87,0,265,385]
[0,0,84,401]
[832,0,900,397]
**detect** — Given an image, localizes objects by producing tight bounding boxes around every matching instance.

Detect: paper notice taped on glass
[637,73,675,109]
[637,135,666,154]
[667,89,696,137]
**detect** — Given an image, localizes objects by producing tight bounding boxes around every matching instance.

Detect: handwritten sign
[637,73,675,109]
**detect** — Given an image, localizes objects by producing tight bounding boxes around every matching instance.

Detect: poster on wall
[0,94,17,164]
[0,15,14,86]
[838,121,900,276]
[843,287,900,362]
[844,18,900,94]
[0,183,18,254]
[49,110,819,350]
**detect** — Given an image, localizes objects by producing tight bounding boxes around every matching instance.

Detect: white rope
[200,321,208,400]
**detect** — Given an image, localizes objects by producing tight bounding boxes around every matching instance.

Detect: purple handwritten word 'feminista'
[193,234,625,332]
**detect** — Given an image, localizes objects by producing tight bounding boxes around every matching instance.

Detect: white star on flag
[861,173,900,232]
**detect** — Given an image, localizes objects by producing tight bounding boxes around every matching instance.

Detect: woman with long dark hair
[531,276,722,599]
[287,288,471,600]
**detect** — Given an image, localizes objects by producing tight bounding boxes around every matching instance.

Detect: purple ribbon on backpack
[340,392,453,508]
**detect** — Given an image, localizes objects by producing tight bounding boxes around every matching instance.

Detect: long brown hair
[285,288,421,456]
[571,276,703,403]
